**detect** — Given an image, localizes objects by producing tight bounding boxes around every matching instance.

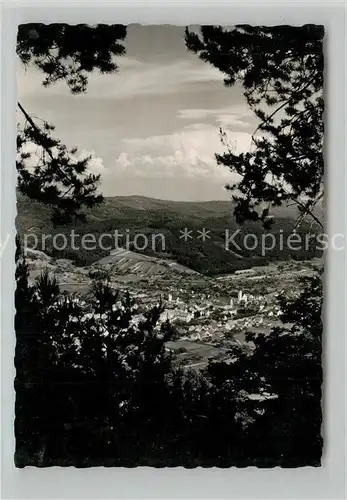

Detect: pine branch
[17,101,96,202]
[290,191,324,231]
[251,75,317,141]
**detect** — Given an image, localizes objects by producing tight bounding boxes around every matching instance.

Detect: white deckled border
[1,1,346,499]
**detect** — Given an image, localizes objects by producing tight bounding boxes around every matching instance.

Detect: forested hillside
[17,193,322,275]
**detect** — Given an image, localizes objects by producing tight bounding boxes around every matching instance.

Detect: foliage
[184,24,324,466]
[15,242,323,466]
[17,24,127,224]
[185,25,324,229]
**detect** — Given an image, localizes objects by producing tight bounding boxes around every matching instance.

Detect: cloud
[111,124,251,182]
[77,149,105,175]
[16,23,252,201]
[18,141,105,176]
[91,58,225,100]
[177,104,253,129]
[18,57,225,101]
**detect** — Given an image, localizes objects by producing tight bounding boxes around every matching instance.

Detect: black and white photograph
[14,23,324,468]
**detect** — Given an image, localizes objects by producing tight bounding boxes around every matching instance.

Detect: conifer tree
[185,25,324,229]
[17,24,127,224]
[186,25,324,466]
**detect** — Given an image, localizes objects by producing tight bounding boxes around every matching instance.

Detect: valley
[24,245,322,371]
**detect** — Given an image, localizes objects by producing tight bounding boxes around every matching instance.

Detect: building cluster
[141,287,284,345]
[26,247,305,359]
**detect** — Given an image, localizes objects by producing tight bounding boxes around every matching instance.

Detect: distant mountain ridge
[16,193,303,231]
[16,193,322,276]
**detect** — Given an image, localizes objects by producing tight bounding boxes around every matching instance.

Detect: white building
[238,290,248,304]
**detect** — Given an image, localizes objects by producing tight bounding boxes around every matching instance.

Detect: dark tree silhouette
[16,24,127,224]
[185,25,324,229]
[15,242,322,467]
[185,24,324,466]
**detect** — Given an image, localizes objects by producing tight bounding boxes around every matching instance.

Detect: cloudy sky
[17,24,257,201]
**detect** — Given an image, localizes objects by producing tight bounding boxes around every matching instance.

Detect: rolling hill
[16,194,322,276]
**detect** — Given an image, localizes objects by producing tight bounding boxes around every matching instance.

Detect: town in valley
[25,243,322,371]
